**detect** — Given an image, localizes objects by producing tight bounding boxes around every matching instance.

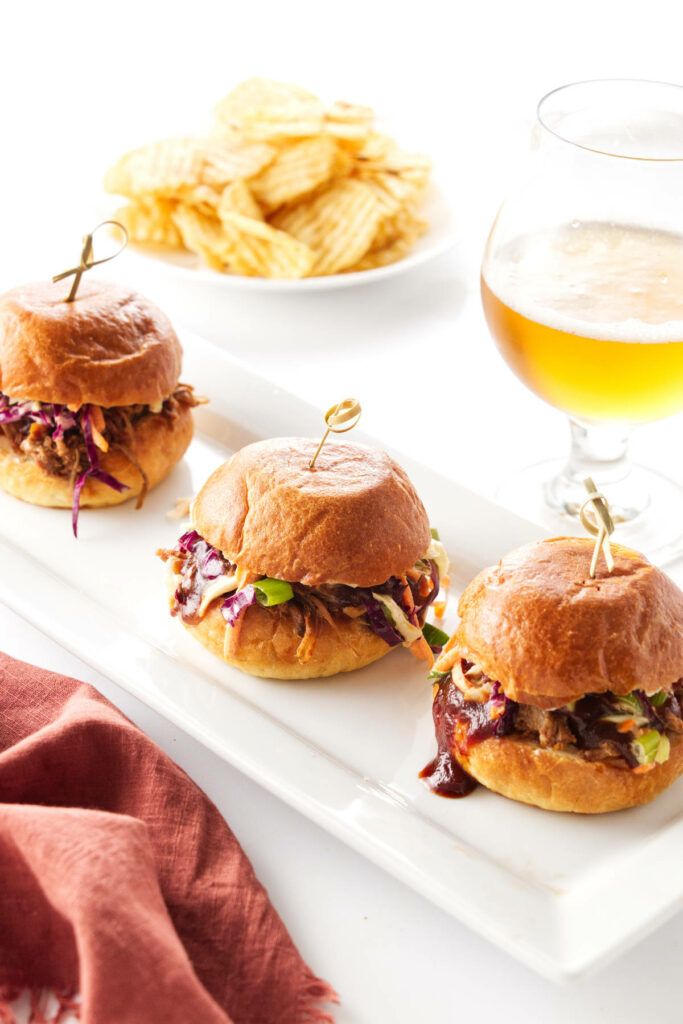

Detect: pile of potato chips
[104,78,432,279]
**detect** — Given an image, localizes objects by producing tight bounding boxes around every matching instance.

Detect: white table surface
[3,2,683,1020]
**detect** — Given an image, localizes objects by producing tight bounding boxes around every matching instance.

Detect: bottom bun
[0,405,193,509]
[174,590,392,679]
[456,732,683,813]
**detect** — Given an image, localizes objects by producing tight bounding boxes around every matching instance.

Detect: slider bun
[454,732,683,813]
[192,437,431,587]
[455,537,683,709]
[0,279,182,407]
[169,584,392,679]
[0,404,193,509]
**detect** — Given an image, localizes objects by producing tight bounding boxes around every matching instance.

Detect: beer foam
[483,222,683,345]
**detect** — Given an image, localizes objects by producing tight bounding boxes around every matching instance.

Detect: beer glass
[482,80,683,559]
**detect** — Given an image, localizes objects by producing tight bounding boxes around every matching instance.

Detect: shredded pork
[441,658,683,769]
[1,383,202,482]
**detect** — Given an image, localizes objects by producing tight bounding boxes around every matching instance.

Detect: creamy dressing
[198,572,241,616]
[426,537,449,578]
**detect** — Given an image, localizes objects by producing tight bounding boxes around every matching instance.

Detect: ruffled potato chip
[352,134,432,185]
[115,199,182,247]
[213,78,325,142]
[324,101,374,143]
[250,136,338,212]
[350,211,428,271]
[171,205,227,270]
[104,137,276,198]
[220,211,315,278]
[273,179,381,275]
[357,171,421,221]
[218,180,264,221]
[104,78,433,278]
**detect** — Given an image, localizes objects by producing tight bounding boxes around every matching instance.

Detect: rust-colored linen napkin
[0,652,337,1024]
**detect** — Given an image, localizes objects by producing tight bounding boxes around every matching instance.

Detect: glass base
[495,459,683,565]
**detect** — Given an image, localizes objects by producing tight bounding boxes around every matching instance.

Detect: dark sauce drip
[419,678,478,797]
[420,661,516,797]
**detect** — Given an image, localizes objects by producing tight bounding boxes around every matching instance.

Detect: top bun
[192,437,431,586]
[0,279,182,407]
[455,537,683,709]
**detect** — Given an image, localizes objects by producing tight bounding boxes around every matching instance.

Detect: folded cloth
[0,652,337,1024]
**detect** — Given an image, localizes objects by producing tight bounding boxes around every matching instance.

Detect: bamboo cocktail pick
[580,477,616,578]
[53,221,128,302]
[309,399,362,470]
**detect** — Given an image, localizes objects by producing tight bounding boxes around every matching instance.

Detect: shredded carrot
[430,572,450,618]
[406,568,422,581]
[418,576,433,598]
[91,423,109,452]
[236,567,257,590]
[432,683,439,699]
[632,763,655,774]
[90,405,106,432]
[617,718,636,733]
[67,403,81,413]
[410,634,434,667]
[402,584,415,613]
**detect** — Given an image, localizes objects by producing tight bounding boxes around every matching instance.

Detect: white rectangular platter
[1,332,682,982]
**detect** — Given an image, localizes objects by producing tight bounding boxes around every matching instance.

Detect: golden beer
[481,222,683,423]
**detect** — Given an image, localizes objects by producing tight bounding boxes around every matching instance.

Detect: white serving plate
[109,180,457,293]
[1,333,682,983]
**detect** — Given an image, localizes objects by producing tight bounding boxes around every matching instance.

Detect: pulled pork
[437,658,683,771]
[0,383,201,486]
[158,528,441,663]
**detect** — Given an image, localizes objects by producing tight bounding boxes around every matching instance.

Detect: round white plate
[113,181,457,293]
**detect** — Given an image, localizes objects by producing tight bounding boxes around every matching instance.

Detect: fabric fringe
[31,989,80,1024]
[296,971,339,1024]
[0,988,79,1024]
[0,986,20,1024]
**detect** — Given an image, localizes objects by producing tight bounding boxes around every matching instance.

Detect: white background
[3,2,683,1021]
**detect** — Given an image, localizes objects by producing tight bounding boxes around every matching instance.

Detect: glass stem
[544,417,649,521]
[565,418,631,487]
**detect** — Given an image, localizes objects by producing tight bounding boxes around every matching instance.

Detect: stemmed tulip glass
[481,80,683,560]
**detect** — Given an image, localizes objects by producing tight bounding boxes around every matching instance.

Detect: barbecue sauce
[419,675,479,798]
[420,663,516,798]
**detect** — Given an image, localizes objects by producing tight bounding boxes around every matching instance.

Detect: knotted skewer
[53,220,128,302]
[580,477,615,578]
[309,398,362,470]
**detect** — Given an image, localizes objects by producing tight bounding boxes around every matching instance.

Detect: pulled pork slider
[158,437,449,679]
[428,537,683,813]
[0,279,202,534]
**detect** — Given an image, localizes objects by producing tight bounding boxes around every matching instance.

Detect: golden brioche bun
[0,404,193,508]
[167,577,391,679]
[454,537,683,709]
[192,437,431,586]
[0,279,182,407]
[454,732,683,813]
